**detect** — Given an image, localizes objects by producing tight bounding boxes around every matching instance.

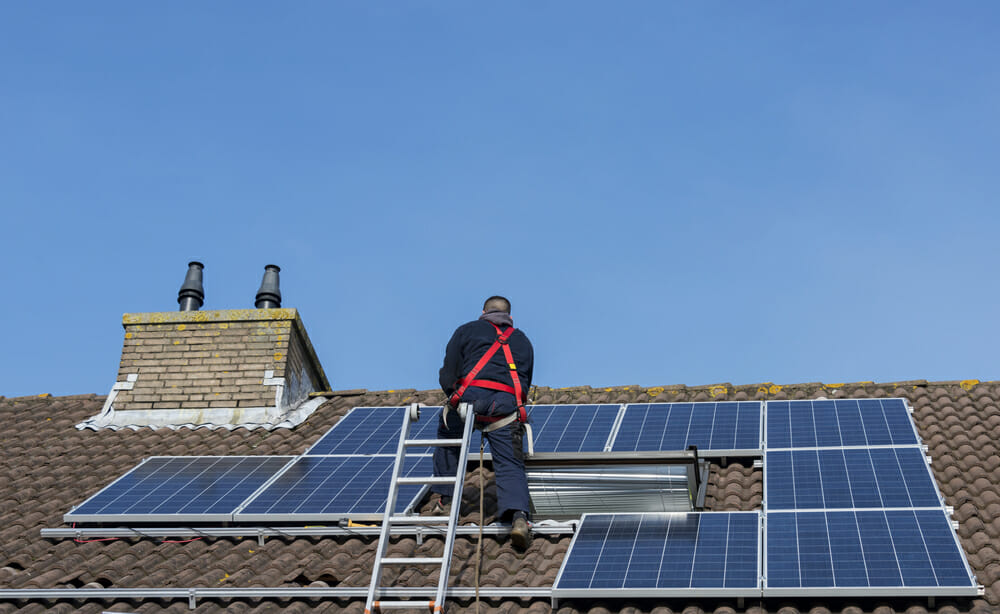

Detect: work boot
[510,511,531,550]
[430,495,451,516]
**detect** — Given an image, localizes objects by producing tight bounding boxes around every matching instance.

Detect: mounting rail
[41,522,577,544]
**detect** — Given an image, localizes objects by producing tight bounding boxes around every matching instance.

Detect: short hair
[483,295,511,314]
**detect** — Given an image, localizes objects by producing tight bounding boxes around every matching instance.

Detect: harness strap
[449,324,527,423]
[476,410,520,433]
[465,379,516,394]
[449,325,515,408]
[500,340,527,422]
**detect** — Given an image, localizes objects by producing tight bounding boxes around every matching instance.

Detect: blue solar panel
[553,512,760,597]
[611,402,762,454]
[308,404,622,457]
[235,455,432,521]
[306,407,441,455]
[765,510,976,595]
[766,399,918,449]
[527,404,620,453]
[65,456,293,522]
[766,448,942,510]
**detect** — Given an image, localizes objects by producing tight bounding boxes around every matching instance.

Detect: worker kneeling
[431,295,534,550]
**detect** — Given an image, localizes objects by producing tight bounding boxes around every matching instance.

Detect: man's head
[483,295,511,314]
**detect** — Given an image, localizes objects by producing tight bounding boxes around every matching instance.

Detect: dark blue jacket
[439,318,533,401]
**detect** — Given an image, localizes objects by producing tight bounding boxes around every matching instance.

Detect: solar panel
[611,402,762,455]
[307,404,622,457]
[306,407,441,455]
[64,456,293,523]
[765,447,942,510]
[234,455,432,522]
[764,509,977,596]
[553,512,761,598]
[527,404,621,453]
[766,399,918,450]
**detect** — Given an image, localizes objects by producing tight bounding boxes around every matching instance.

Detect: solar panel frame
[610,402,763,456]
[64,456,296,523]
[764,447,944,511]
[763,509,978,596]
[765,399,920,450]
[552,512,762,599]
[233,454,433,522]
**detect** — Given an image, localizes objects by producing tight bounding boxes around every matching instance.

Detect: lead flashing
[75,396,329,431]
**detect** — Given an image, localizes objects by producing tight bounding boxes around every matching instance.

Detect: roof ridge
[5,378,996,404]
[306,378,996,399]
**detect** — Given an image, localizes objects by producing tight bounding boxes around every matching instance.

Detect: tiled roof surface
[0,380,997,614]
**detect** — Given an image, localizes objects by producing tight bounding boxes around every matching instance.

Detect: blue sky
[2,4,998,397]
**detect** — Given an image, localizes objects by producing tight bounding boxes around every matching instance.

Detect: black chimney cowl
[255,264,281,309]
[177,261,205,311]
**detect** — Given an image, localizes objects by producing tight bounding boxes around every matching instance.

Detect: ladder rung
[396,476,455,485]
[388,515,450,524]
[373,600,433,610]
[381,556,444,565]
[404,438,464,447]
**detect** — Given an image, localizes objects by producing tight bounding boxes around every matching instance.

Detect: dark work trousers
[431,388,530,521]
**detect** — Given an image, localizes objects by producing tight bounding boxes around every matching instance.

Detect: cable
[475,438,485,614]
[71,523,119,543]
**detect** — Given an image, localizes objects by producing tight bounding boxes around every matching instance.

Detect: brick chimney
[79,309,330,430]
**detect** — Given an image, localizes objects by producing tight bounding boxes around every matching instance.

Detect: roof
[0,379,997,614]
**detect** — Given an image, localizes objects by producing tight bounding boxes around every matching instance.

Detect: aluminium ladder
[365,402,475,614]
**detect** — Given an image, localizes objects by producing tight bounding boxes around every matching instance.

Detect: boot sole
[510,522,531,550]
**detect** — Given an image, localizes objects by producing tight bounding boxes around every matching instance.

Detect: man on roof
[431,295,534,550]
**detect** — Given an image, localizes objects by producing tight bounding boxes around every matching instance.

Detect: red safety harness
[449,323,528,424]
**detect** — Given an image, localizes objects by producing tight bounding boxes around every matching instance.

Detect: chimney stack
[255,264,281,309]
[177,261,205,311]
[80,261,330,431]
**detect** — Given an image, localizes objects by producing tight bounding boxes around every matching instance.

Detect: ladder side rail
[433,403,476,613]
[364,404,418,614]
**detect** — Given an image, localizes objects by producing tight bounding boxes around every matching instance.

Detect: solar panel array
[67,403,760,525]
[308,404,625,456]
[64,396,978,600]
[308,402,763,458]
[65,456,294,523]
[762,398,976,596]
[553,512,760,598]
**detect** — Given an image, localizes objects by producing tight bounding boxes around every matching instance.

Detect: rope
[474,438,485,614]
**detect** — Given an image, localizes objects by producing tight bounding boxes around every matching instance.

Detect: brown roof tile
[1,381,998,612]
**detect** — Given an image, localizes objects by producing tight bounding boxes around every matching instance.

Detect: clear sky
[2,3,998,398]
